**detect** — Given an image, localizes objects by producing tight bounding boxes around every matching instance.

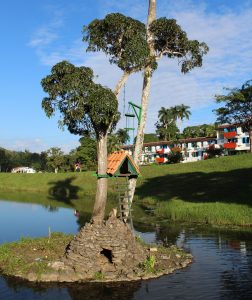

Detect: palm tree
[173,105,191,133]
[157,107,175,140]
[116,129,130,145]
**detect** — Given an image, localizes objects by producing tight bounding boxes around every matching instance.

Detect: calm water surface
[0,199,252,300]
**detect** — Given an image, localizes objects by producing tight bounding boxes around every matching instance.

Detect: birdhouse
[107,150,140,178]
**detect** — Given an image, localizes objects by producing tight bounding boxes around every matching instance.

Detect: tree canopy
[182,124,216,138]
[83,13,150,72]
[83,13,209,76]
[215,80,252,152]
[41,61,118,138]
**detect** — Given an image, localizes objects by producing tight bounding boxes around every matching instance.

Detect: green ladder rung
[125,113,135,117]
[125,128,135,131]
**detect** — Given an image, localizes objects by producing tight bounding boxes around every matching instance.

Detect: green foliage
[143,255,156,273]
[155,106,179,140]
[0,233,73,277]
[46,147,65,173]
[83,14,208,76]
[116,129,130,144]
[182,124,216,138]
[0,147,47,172]
[83,13,150,72]
[172,104,191,122]
[143,133,159,143]
[93,271,105,280]
[206,145,224,158]
[41,61,118,138]
[150,18,209,73]
[167,147,183,164]
[73,136,97,170]
[215,80,252,135]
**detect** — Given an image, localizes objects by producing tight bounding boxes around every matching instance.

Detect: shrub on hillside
[205,144,224,158]
[167,147,183,164]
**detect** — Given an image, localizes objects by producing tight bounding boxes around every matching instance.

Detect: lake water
[0,199,252,300]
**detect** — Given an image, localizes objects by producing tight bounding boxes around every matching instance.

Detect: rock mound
[64,215,146,280]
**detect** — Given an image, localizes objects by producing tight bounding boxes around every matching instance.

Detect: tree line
[0,129,129,173]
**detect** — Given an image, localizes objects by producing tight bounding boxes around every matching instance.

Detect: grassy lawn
[0,153,252,226]
[136,153,252,226]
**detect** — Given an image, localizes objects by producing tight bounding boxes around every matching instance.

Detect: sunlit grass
[0,153,252,226]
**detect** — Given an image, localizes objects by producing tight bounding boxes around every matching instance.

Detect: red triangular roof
[107,150,141,176]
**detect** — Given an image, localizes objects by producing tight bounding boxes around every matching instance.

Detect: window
[242,137,249,144]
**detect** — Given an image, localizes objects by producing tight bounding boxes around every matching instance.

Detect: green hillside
[0,154,251,226]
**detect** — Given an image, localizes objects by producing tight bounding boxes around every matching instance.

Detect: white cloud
[0,138,79,154]
[29,0,252,133]
[1,138,48,153]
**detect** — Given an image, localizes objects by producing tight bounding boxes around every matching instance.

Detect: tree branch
[114,71,130,98]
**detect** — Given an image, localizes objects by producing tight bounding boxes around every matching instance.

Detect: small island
[0,214,192,283]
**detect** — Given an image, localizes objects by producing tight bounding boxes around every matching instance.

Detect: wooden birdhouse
[107,150,140,178]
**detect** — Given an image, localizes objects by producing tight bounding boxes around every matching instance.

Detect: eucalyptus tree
[83,0,208,207]
[129,0,208,204]
[215,80,252,153]
[41,61,118,221]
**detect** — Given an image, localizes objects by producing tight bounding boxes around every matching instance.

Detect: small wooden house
[107,150,140,178]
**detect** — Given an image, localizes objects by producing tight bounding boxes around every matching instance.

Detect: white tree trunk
[128,0,157,206]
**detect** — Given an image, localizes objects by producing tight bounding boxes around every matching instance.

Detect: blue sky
[1,0,252,153]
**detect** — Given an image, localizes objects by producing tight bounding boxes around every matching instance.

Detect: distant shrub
[205,144,224,158]
[167,147,183,164]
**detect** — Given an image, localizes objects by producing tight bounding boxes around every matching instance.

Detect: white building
[216,124,250,152]
[122,124,250,165]
[11,167,36,173]
[123,137,217,164]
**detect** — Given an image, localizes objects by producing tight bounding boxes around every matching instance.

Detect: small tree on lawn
[46,147,65,173]
[215,79,252,153]
[41,61,118,221]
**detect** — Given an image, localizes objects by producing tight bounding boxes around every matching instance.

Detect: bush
[205,144,224,158]
[167,147,183,164]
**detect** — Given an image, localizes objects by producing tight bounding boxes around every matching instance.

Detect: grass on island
[0,232,191,281]
[0,233,73,278]
[0,153,251,226]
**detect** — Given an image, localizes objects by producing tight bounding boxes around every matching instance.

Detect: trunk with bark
[92,133,108,222]
[127,0,157,206]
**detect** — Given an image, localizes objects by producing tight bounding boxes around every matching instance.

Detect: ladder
[115,177,133,230]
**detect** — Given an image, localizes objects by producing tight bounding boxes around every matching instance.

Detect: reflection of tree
[220,264,252,300]
[48,177,81,204]
[67,282,141,300]
[42,204,59,212]
[3,276,141,300]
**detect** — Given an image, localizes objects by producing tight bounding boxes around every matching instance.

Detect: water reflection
[0,199,252,300]
[2,277,141,300]
[48,177,81,204]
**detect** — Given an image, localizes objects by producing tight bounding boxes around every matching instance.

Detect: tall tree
[173,104,191,132]
[215,80,252,153]
[156,107,179,140]
[41,61,118,221]
[83,0,208,210]
[129,0,208,205]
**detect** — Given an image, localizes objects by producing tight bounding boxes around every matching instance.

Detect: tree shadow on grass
[48,177,81,204]
[136,167,252,206]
